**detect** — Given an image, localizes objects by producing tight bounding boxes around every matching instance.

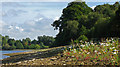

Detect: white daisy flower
[112,47,115,49]
[80,45,85,47]
[113,49,119,52]
[98,52,101,54]
[106,44,109,46]
[94,50,97,53]
[113,52,117,54]
[87,52,90,54]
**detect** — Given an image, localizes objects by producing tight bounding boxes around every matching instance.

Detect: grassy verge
[3,46,65,56]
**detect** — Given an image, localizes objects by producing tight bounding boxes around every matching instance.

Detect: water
[0,50,31,60]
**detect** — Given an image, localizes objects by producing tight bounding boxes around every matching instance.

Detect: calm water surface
[0,50,31,60]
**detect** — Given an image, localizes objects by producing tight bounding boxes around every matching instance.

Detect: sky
[0,0,119,40]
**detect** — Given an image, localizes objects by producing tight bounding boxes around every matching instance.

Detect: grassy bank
[3,46,65,56]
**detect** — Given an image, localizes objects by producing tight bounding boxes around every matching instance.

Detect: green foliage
[11,44,16,50]
[1,35,54,50]
[16,41,24,49]
[39,42,49,49]
[77,35,88,41]
[79,25,88,35]
[64,38,120,65]
[8,39,15,46]
[3,44,11,50]
[24,45,28,49]
[109,5,120,37]
[52,1,120,46]
[52,2,92,46]
[2,37,7,46]
[37,35,55,47]
[29,44,35,49]
[34,44,40,49]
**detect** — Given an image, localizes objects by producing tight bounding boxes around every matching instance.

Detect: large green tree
[110,5,120,37]
[52,2,92,46]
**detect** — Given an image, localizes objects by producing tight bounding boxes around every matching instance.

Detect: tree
[8,39,15,46]
[5,36,9,42]
[32,39,37,44]
[39,42,49,49]
[52,2,92,46]
[52,2,92,31]
[37,35,55,47]
[2,37,7,46]
[110,5,120,37]
[3,44,11,50]
[10,44,16,50]
[79,25,87,35]
[0,34,2,46]
[26,38,31,45]
[94,3,119,18]
[29,44,35,49]
[16,40,24,49]
[34,44,40,49]
[22,39,29,49]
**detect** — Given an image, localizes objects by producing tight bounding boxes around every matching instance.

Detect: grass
[63,38,120,65]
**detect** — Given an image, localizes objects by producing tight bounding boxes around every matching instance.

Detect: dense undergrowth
[63,38,120,65]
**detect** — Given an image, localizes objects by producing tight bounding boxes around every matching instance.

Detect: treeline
[0,34,55,50]
[52,1,120,46]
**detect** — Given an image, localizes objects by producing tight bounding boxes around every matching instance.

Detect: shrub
[35,44,40,49]
[78,35,88,41]
[29,44,35,49]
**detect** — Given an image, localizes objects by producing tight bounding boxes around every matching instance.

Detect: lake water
[0,50,31,60]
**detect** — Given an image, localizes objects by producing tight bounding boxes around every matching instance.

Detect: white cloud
[1,2,63,40]
[0,0,74,2]
[15,26,24,32]
[0,20,6,33]
[2,2,25,7]
[91,6,96,10]
[0,20,6,29]
[7,25,24,32]
[34,18,43,22]
[20,28,24,32]
[15,26,20,29]
[1,14,58,40]
[0,0,119,2]
[8,25,13,29]
[54,17,59,21]
[3,9,27,17]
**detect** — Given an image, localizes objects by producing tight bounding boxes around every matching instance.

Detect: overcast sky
[0,0,119,40]
[0,0,119,2]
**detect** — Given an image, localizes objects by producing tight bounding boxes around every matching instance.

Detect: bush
[78,35,88,41]
[29,44,35,49]
[43,46,49,49]
[35,44,40,49]
[39,42,49,49]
